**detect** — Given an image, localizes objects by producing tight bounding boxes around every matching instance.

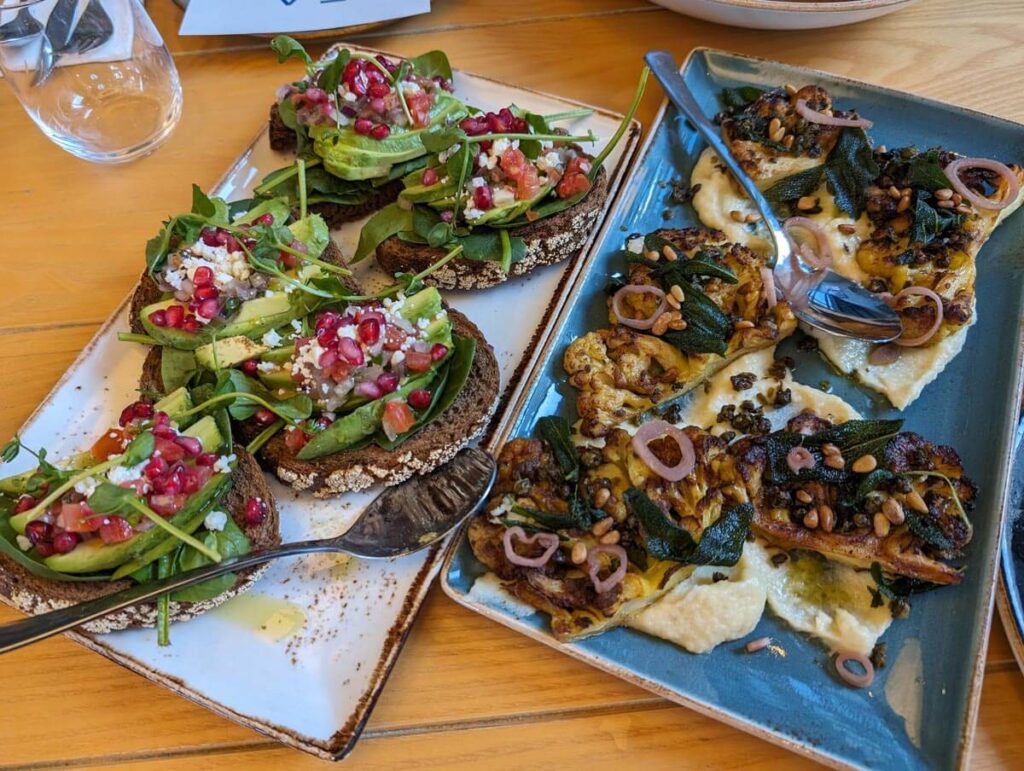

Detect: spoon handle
[643,51,788,248]
[0,540,340,655]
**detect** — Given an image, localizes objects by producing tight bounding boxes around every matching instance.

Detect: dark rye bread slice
[0,450,280,635]
[375,167,609,291]
[231,308,500,497]
[268,103,404,229]
[129,240,352,335]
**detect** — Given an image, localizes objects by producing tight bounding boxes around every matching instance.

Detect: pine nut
[651,313,671,336]
[729,209,745,222]
[803,508,819,529]
[784,83,798,96]
[593,487,611,508]
[888,186,902,199]
[838,224,857,235]
[897,196,911,213]
[797,195,817,211]
[768,117,782,136]
[665,294,681,310]
[936,199,955,209]
[882,497,905,525]
[769,127,786,143]
[795,489,813,504]
[744,213,761,223]
[822,443,840,456]
[735,319,755,330]
[951,193,963,205]
[599,530,621,545]
[873,512,891,538]
[877,144,887,154]
[935,188,954,200]
[955,204,972,215]
[819,504,836,533]
[851,454,877,473]
[644,249,660,261]
[824,454,845,470]
[592,517,614,537]
[782,134,794,150]
[905,490,928,513]
[662,245,678,262]
[670,284,685,302]
[668,318,688,331]
[571,541,588,565]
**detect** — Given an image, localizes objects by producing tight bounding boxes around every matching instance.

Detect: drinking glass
[0,0,182,163]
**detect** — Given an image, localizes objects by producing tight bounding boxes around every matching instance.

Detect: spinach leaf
[354,203,414,261]
[161,348,199,393]
[536,416,579,482]
[317,49,350,97]
[191,184,218,218]
[823,128,879,218]
[170,517,251,602]
[213,370,313,423]
[270,35,312,70]
[457,231,526,263]
[421,124,464,154]
[409,50,454,81]
[625,488,752,566]
[87,482,139,517]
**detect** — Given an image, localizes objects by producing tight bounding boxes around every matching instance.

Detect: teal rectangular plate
[441,49,1024,769]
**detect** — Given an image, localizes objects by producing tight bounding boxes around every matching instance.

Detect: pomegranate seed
[255,213,275,225]
[244,497,267,526]
[25,520,53,545]
[305,86,327,103]
[254,407,277,426]
[14,496,36,514]
[197,298,220,320]
[196,453,218,467]
[377,372,400,394]
[421,168,439,186]
[240,359,259,376]
[315,311,340,334]
[152,424,177,440]
[358,318,381,345]
[473,183,493,210]
[174,435,203,457]
[440,210,454,223]
[133,402,154,419]
[154,469,182,495]
[370,124,391,140]
[354,118,373,135]
[368,81,391,99]
[318,349,339,370]
[279,250,299,269]
[192,265,214,286]
[194,284,219,302]
[317,328,338,349]
[487,112,509,134]
[34,541,56,558]
[338,337,365,365]
[200,228,219,246]
[223,235,241,253]
[370,97,386,114]
[165,305,185,328]
[52,531,80,554]
[148,309,169,328]
[375,54,397,72]
[431,343,449,361]
[408,389,432,410]
[153,411,170,427]
[182,317,201,333]
[118,405,136,427]
[144,456,168,479]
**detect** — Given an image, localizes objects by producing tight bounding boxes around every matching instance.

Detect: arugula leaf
[823,128,879,218]
[1,437,19,464]
[625,488,752,566]
[354,203,414,262]
[409,50,454,81]
[536,416,579,482]
[270,35,313,70]
[170,517,251,602]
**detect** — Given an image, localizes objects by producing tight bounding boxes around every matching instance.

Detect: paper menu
[179,0,431,36]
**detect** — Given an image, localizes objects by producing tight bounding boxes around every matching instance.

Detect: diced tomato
[382,324,407,351]
[154,436,186,464]
[56,503,102,533]
[517,164,541,201]
[405,350,433,373]
[180,464,214,495]
[564,155,592,177]
[149,493,188,516]
[556,171,591,199]
[500,147,527,181]
[90,429,130,461]
[381,400,416,440]
[284,428,310,453]
[99,516,135,544]
[406,89,431,127]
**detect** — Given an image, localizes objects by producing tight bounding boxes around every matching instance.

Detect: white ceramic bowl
[651,0,919,30]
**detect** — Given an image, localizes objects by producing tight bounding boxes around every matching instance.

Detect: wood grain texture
[1,0,1023,767]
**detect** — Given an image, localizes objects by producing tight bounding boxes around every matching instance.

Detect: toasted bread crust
[245,308,499,496]
[268,103,404,228]
[0,450,280,634]
[373,167,609,290]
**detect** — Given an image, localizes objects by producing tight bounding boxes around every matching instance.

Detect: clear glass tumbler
[0,0,182,163]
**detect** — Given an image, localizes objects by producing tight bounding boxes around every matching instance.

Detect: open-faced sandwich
[0,387,279,641]
[563,228,796,437]
[352,71,647,289]
[688,84,1023,408]
[263,36,468,227]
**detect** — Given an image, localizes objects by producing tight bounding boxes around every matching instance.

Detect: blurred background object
[650,0,920,30]
[0,0,182,162]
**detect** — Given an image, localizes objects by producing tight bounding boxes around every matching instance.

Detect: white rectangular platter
[0,50,641,760]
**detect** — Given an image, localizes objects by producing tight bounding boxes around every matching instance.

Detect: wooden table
[2,1,1024,767]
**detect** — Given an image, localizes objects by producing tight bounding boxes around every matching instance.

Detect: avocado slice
[43,473,231,574]
[195,336,270,371]
[231,294,295,325]
[154,387,194,422]
[182,415,223,453]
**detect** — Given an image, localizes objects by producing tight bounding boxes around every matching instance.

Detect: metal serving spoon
[0,447,497,655]
[644,51,902,343]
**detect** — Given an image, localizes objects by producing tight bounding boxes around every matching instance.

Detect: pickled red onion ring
[893,285,944,347]
[835,651,875,689]
[795,99,873,129]
[783,217,833,270]
[612,284,668,330]
[631,420,696,481]
[502,526,560,568]
[586,544,628,594]
[760,267,777,310]
[786,446,816,473]
[944,157,1020,211]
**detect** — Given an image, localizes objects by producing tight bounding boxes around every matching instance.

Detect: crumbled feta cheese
[469,176,487,188]
[464,206,485,221]
[492,187,516,207]
[265,290,276,298]
[204,510,228,532]
[336,324,358,340]
[437,143,461,163]
[626,235,644,254]
[263,329,283,348]
[74,476,100,499]
[213,453,237,474]
[416,318,429,330]
[257,361,278,372]
[290,319,303,333]
[16,535,32,552]
[492,138,511,156]
[284,283,296,294]
[343,91,357,103]
[391,350,405,365]
[478,152,497,170]
[107,461,148,487]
